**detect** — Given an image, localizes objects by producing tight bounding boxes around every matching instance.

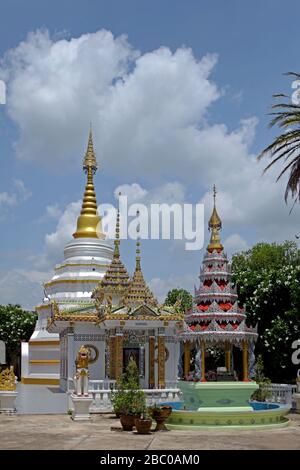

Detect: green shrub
[111,357,146,416]
[251,355,272,402]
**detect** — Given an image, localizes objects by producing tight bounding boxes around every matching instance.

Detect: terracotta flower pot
[120,414,140,431]
[134,418,152,434]
[151,406,172,431]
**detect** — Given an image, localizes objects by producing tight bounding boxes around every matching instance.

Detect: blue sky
[0,0,300,308]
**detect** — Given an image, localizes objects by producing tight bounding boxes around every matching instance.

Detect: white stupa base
[70,393,93,421]
[0,391,18,414]
[293,393,300,414]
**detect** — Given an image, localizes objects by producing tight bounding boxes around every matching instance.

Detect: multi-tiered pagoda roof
[183,186,257,346]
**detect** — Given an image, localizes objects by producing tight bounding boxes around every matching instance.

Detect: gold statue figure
[73,345,90,396]
[0,366,16,391]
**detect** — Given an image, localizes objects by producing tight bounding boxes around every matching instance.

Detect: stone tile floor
[0,413,299,450]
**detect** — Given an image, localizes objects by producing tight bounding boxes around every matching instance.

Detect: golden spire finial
[83,125,98,173]
[207,185,223,251]
[73,128,105,239]
[126,209,157,306]
[113,192,121,257]
[135,210,141,271]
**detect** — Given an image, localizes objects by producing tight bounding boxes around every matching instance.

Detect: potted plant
[110,377,127,419]
[111,358,146,431]
[135,408,153,435]
[250,355,272,402]
[149,403,172,431]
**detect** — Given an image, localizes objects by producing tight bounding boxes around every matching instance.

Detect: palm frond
[259,74,300,203]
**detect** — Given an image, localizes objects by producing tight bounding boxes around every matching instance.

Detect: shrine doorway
[123,347,140,376]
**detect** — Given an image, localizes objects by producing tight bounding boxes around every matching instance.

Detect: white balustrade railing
[67,377,181,413]
[266,383,297,409]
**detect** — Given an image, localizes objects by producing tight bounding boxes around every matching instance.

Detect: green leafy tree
[258,72,300,203]
[0,304,37,375]
[164,288,193,314]
[232,242,300,383]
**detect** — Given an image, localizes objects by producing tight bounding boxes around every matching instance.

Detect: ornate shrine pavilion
[23,130,182,399]
[181,187,258,382]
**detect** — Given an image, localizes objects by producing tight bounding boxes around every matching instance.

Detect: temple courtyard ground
[0,413,299,450]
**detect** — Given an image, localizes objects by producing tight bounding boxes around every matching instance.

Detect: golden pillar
[225,342,231,372]
[242,340,249,382]
[158,335,165,389]
[149,336,155,388]
[201,342,206,382]
[115,334,123,380]
[184,341,190,378]
[109,335,116,379]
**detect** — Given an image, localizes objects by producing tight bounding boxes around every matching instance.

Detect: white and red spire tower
[183,186,257,382]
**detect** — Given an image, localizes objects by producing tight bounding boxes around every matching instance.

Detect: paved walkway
[0,413,299,450]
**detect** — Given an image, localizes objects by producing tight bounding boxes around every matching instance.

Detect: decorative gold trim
[201,342,206,382]
[44,278,102,288]
[157,336,165,388]
[36,305,50,311]
[52,314,98,322]
[29,360,60,364]
[109,336,116,380]
[37,300,96,311]
[242,339,249,381]
[29,341,60,346]
[115,335,123,380]
[21,377,60,385]
[149,336,155,388]
[154,346,169,363]
[184,341,190,377]
[56,262,110,271]
[225,342,232,371]
[105,314,182,322]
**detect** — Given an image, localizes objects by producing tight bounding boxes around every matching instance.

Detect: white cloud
[1,29,137,166]
[0,179,31,217]
[45,204,62,220]
[114,183,148,204]
[223,234,249,256]
[44,200,81,263]
[149,273,195,302]
[115,181,186,205]
[0,29,219,174]
[28,199,82,271]
[0,269,50,310]
[0,178,31,206]
[37,204,63,223]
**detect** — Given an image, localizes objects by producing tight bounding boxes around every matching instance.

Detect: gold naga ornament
[0,366,16,391]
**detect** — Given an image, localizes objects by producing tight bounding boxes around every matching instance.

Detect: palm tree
[258,72,300,204]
